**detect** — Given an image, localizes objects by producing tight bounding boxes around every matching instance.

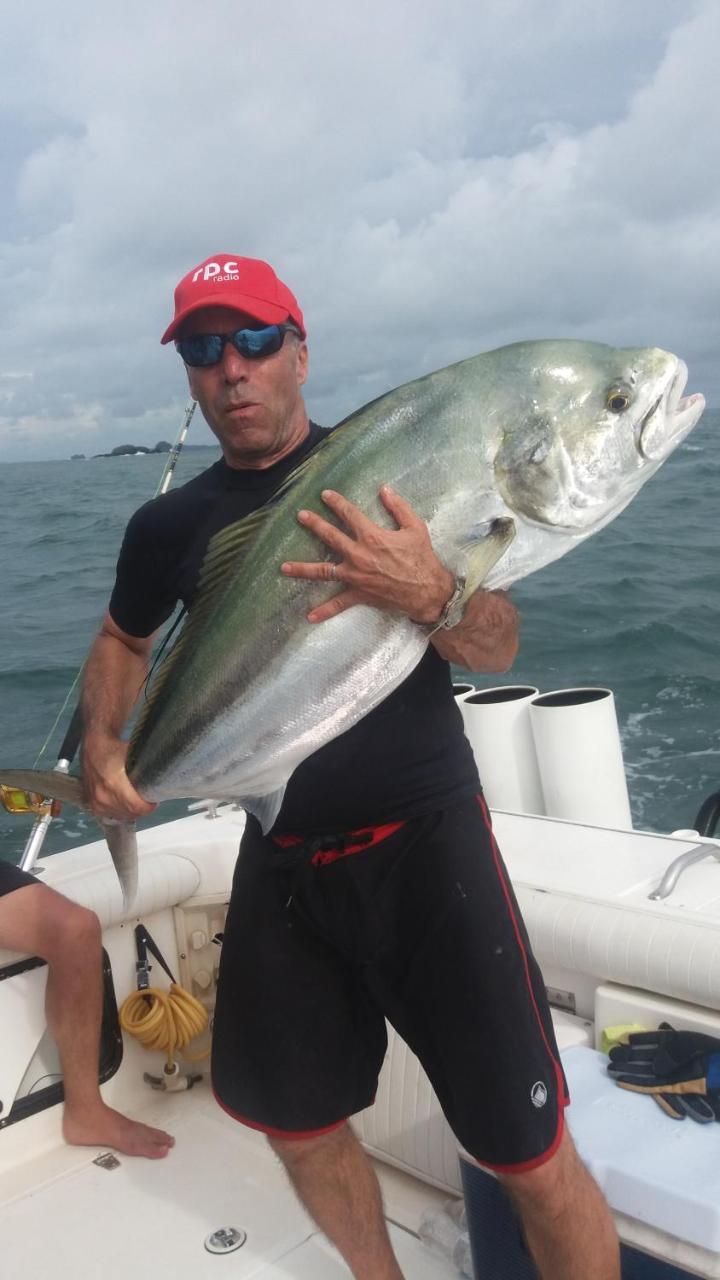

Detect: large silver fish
[1,339,705,905]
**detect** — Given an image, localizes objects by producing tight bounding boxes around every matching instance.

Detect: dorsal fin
[191,439,327,618]
[128,436,332,761]
[129,632,187,759]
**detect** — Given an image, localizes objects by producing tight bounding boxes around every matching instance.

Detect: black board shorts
[212,795,568,1171]
[0,861,37,899]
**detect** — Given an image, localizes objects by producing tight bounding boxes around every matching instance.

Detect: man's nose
[219,339,252,383]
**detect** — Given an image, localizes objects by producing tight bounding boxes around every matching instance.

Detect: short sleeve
[108,501,180,638]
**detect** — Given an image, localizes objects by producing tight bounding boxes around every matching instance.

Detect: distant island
[70,441,218,460]
[92,440,172,458]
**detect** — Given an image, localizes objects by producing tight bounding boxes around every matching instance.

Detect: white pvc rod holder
[529,687,632,829]
[452,682,475,700]
[460,685,545,815]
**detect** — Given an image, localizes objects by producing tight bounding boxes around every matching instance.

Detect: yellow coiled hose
[120,983,210,1070]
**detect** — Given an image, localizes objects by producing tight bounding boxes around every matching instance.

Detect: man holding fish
[78,253,645,1279]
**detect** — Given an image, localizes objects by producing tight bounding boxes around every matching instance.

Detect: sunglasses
[176,323,300,368]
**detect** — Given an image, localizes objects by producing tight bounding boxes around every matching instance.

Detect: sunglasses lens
[234,326,284,358]
[176,334,224,367]
[177,325,294,366]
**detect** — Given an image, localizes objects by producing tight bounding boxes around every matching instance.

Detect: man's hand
[80,611,157,821]
[81,732,156,822]
[281,485,455,624]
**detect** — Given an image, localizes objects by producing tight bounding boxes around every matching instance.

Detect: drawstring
[270,832,374,909]
[272,829,374,869]
[265,821,405,961]
[270,822,405,908]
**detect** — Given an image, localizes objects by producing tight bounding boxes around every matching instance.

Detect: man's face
[181,306,309,469]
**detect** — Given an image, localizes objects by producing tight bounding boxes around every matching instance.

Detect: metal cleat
[143,1064,203,1092]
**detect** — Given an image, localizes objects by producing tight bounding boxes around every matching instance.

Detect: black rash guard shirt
[109,421,480,833]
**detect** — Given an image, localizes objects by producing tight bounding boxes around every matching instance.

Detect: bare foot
[63,1103,174,1159]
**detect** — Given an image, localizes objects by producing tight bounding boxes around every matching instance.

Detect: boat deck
[0,1088,457,1279]
[4,806,720,1277]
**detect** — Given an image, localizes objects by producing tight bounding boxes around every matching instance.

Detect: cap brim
[161,293,292,344]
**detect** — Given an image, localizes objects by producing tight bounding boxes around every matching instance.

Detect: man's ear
[297,341,309,387]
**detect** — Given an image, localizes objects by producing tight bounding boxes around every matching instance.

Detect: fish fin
[129,440,335,760]
[191,445,328,613]
[460,516,516,597]
[129,634,188,757]
[241,786,287,834]
[0,768,86,808]
[128,525,257,754]
[101,819,138,911]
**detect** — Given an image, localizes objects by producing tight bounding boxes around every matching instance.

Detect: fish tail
[101,819,138,910]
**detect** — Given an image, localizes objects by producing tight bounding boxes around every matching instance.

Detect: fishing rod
[1,400,197,872]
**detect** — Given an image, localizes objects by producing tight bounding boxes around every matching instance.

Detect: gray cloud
[0,0,716,460]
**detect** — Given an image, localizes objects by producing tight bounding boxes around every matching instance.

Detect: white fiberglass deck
[4,804,720,1278]
[1,1091,457,1279]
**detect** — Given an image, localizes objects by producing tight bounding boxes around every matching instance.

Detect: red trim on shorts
[213,1086,348,1140]
[474,1105,566,1175]
[272,821,406,866]
[475,793,570,1146]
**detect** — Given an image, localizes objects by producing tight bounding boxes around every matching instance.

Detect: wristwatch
[435,575,467,630]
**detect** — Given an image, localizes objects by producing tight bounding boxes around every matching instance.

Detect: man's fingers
[86,776,156,820]
[307,589,361,624]
[379,484,423,529]
[297,506,354,553]
[319,489,377,535]
[90,797,156,820]
[281,559,346,582]
[131,795,157,816]
[314,485,423,538]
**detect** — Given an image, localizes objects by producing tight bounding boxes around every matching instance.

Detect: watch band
[434,575,467,631]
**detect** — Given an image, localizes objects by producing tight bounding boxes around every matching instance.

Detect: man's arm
[81,611,157,820]
[429,588,519,673]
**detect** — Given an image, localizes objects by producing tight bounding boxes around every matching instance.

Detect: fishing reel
[0,785,56,818]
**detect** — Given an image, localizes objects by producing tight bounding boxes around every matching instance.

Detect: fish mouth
[638,359,705,461]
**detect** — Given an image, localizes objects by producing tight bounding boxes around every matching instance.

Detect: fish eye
[607,389,631,413]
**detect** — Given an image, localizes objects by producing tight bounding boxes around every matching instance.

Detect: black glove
[607,1023,720,1123]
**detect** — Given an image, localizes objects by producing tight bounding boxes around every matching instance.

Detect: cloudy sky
[0,0,717,461]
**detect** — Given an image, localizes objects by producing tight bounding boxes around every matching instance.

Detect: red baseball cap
[161,254,306,343]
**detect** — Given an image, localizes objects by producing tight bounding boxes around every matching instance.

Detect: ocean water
[1,413,718,864]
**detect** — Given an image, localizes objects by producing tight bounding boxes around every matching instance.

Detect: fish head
[494,340,705,532]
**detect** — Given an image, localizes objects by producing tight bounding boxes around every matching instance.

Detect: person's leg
[361,799,617,1276]
[212,820,404,1277]
[269,1124,404,1280]
[498,1126,620,1280]
[0,880,173,1157]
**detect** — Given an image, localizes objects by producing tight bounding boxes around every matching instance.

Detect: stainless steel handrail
[648,834,720,900]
